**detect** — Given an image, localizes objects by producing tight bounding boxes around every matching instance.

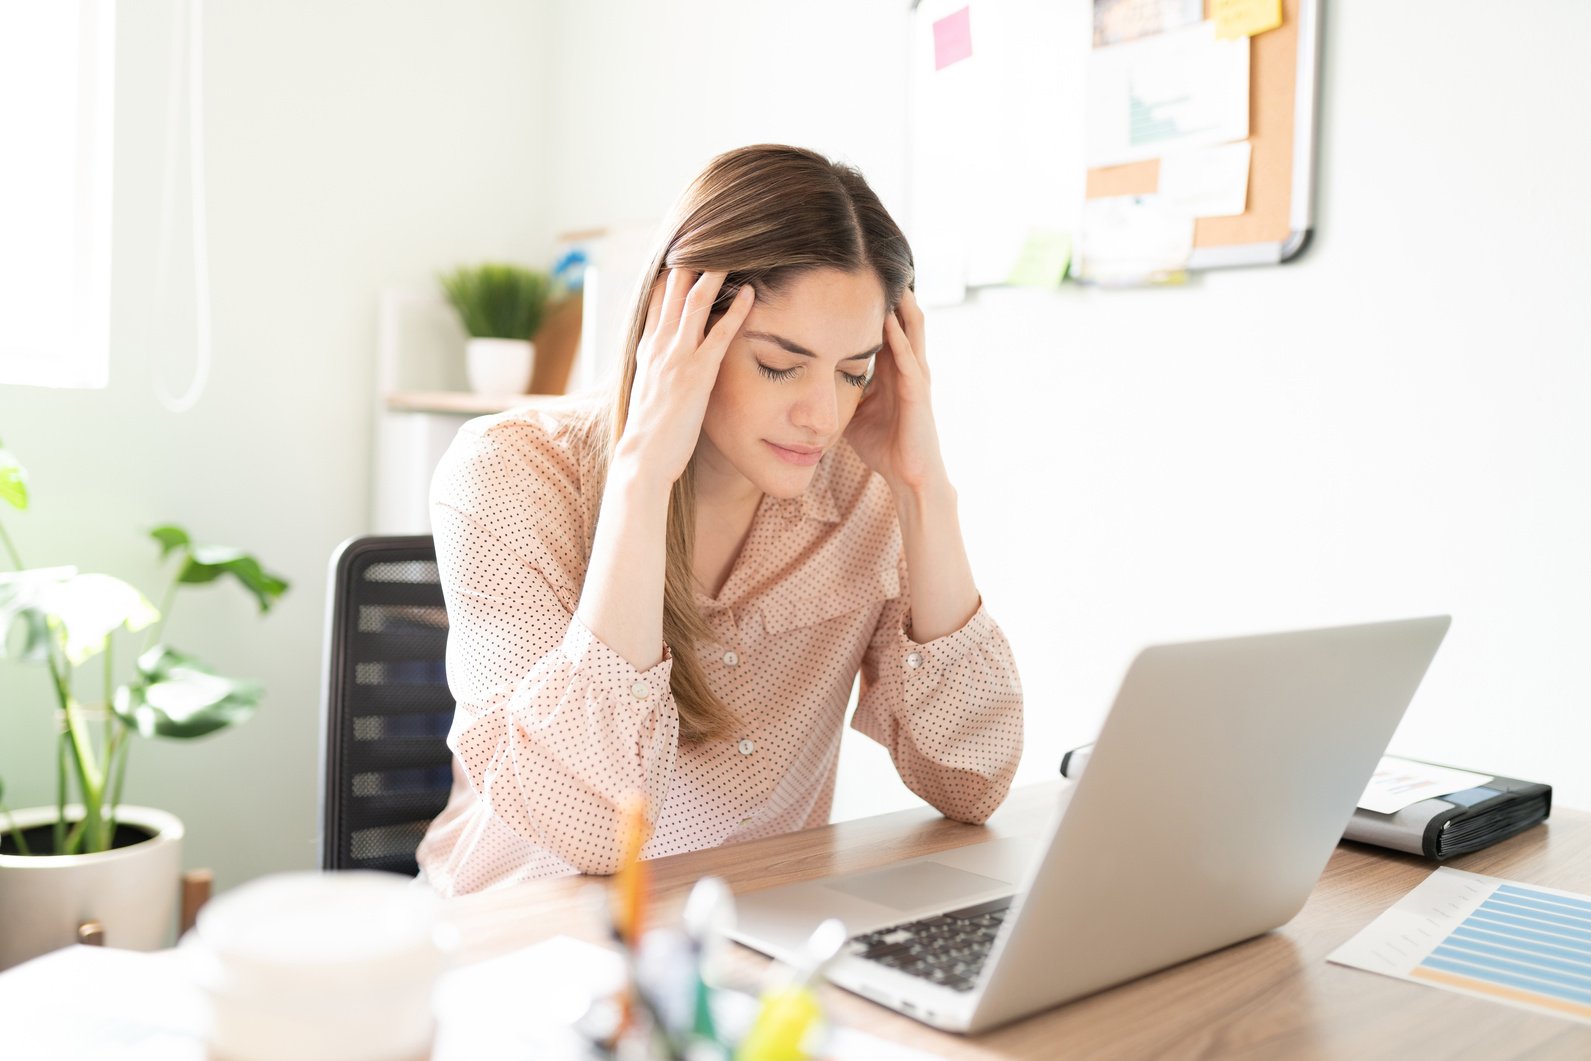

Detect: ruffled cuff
[558,613,673,716]
[897,602,1001,672]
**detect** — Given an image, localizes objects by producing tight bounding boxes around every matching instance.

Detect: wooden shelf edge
[385,390,532,415]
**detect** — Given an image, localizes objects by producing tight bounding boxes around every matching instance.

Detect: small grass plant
[439,262,555,340]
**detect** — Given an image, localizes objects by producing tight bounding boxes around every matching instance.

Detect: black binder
[1058,746,1551,860]
[1341,764,1552,859]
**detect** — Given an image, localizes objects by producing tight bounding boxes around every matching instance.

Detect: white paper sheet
[1074,194,1194,285]
[0,946,205,1061]
[1086,20,1250,168]
[1329,869,1591,1025]
[1359,757,1495,815]
[1157,140,1253,218]
[909,0,1089,302]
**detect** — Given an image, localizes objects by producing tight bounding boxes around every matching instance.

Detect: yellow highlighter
[734,984,824,1061]
[735,918,847,1061]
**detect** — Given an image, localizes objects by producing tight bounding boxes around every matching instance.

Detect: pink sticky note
[933,6,973,71]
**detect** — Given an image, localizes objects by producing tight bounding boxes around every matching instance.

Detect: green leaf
[0,568,158,665]
[177,546,290,613]
[113,645,261,739]
[0,447,28,511]
[149,524,191,560]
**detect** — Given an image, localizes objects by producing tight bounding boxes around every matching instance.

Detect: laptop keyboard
[846,896,1012,992]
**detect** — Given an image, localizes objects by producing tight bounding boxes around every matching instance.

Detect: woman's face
[696,268,886,500]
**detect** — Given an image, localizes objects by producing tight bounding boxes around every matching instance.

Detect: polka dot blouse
[415,402,1025,897]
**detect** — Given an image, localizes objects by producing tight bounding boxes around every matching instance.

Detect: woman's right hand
[615,268,755,487]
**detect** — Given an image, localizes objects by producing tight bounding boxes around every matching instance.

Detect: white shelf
[385,390,529,416]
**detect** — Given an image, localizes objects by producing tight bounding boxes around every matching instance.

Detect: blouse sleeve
[851,555,1025,824]
[430,418,678,875]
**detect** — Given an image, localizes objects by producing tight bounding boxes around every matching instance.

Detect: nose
[789,373,839,438]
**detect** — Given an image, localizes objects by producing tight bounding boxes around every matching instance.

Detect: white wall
[538,1,1591,817]
[0,0,551,889]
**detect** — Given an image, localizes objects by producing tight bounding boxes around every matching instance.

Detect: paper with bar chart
[1330,868,1591,1024]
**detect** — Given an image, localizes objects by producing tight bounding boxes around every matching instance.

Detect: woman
[417,145,1023,896]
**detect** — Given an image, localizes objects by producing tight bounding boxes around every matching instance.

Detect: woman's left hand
[845,288,949,496]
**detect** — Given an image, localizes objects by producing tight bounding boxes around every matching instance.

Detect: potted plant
[0,437,289,969]
[440,262,554,395]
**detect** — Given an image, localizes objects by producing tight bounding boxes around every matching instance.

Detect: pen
[609,792,665,1055]
[681,876,734,1047]
[613,791,650,949]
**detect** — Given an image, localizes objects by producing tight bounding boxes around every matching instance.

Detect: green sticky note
[1006,230,1072,288]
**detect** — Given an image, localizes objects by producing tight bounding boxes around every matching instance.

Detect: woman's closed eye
[756,361,870,389]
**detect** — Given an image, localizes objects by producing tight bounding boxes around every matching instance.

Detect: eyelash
[756,362,870,389]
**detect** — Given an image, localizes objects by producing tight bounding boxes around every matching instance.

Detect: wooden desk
[441,784,1591,1059]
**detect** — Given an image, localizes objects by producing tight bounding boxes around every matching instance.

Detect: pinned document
[1074,194,1193,285]
[1157,140,1253,219]
[1093,0,1203,48]
[1086,20,1250,167]
[1330,869,1591,1025]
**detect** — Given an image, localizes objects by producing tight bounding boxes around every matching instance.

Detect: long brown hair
[588,145,914,741]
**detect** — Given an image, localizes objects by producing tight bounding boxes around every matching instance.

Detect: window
[0,0,116,389]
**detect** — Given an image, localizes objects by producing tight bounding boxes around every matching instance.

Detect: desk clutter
[585,794,862,1061]
[0,796,916,1061]
[1060,745,1552,859]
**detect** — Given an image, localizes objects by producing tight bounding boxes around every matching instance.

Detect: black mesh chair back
[319,535,456,874]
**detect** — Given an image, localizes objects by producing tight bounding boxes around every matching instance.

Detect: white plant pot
[465,337,534,395]
[0,804,184,970]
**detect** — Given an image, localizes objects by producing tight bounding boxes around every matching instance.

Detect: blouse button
[723,650,740,666]
[905,651,924,670]
[630,680,650,699]
[738,739,756,756]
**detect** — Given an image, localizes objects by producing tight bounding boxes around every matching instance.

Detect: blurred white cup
[184,871,450,1061]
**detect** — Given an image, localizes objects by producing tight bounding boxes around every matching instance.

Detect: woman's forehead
[747,268,886,347]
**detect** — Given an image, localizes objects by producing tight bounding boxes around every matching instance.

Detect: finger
[855,340,892,408]
[882,312,924,384]
[658,268,696,335]
[700,284,756,361]
[641,275,667,340]
[896,289,929,371]
[677,270,727,343]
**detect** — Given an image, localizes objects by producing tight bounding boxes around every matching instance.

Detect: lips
[764,441,825,467]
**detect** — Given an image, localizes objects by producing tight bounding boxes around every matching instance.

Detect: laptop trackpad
[824,862,1010,912]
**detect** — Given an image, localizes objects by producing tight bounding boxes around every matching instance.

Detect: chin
[755,465,818,500]
[742,452,821,500]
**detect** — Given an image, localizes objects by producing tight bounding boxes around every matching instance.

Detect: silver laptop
[729,616,1451,1033]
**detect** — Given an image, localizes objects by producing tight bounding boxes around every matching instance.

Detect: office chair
[319,535,457,875]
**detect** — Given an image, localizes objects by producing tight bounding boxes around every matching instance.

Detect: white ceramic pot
[465,337,534,395]
[0,804,184,970]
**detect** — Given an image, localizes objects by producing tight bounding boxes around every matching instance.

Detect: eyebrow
[743,330,881,362]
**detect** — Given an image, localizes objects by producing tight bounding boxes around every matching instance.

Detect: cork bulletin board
[1085,0,1322,267]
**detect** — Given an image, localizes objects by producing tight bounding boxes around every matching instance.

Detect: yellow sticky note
[1006,230,1072,288]
[1212,0,1282,40]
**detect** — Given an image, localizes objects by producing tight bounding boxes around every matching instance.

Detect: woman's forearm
[576,454,672,670]
[893,472,980,643]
